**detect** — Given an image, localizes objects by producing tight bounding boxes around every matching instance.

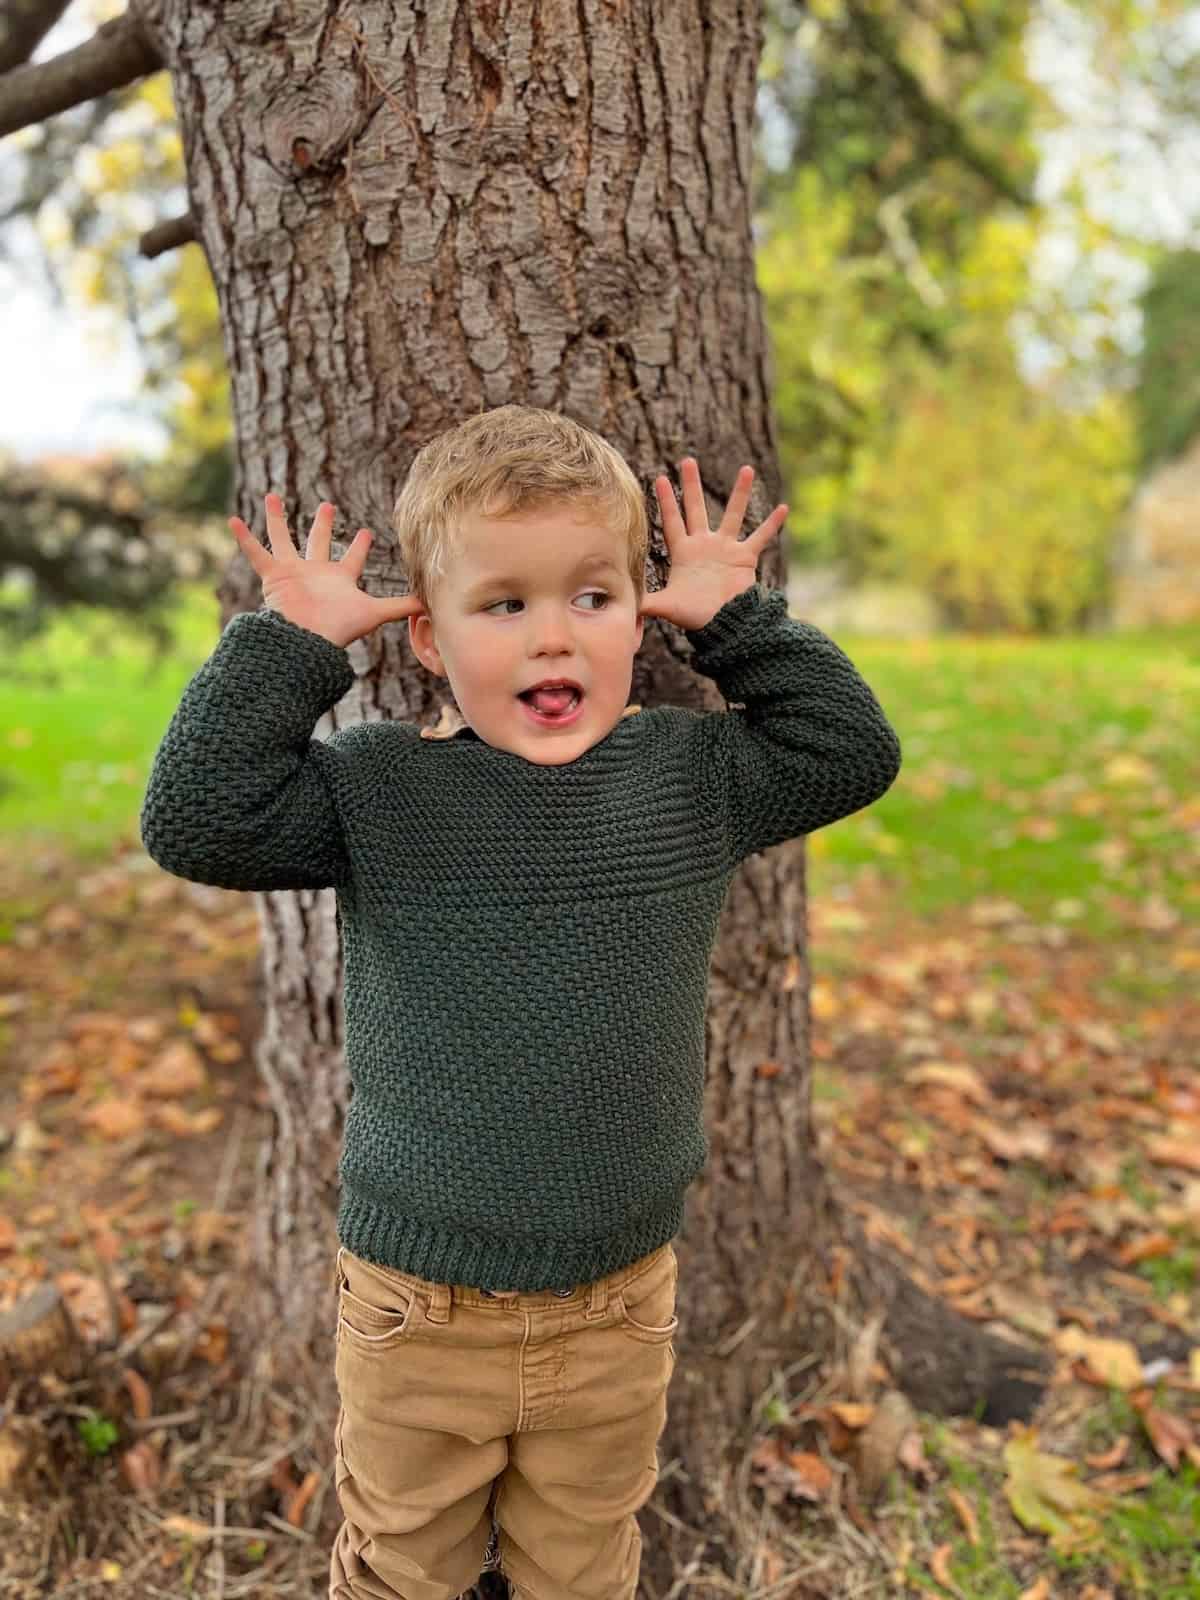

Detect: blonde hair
[391,405,649,607]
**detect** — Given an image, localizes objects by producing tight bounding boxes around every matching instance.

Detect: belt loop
[585,1274,609,1321]
[333,1245,344,1292]
[427,1280,451,1325]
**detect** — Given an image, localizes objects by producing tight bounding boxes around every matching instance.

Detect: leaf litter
[0,830,1198,1596]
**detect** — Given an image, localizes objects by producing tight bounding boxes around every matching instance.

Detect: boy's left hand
[640,457,789,632]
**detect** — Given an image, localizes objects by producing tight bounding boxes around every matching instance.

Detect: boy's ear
[409,611,447,678]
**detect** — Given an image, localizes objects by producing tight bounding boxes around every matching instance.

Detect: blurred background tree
[756,0,1198,633]
[1137,248,1200,472]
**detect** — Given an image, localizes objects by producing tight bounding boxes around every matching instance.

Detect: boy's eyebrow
[462,553,622,600]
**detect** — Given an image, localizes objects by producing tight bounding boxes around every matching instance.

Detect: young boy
[140,405,902,1600]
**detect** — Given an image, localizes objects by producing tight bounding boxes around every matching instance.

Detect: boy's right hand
[228,494,425,648]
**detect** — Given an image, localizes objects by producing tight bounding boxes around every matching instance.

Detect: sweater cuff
[684,582,787,673]
[221,606,357,706]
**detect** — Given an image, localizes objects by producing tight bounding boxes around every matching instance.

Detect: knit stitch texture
[141,583,902,1290]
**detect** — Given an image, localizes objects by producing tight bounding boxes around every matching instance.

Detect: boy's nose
[528,619,574,652]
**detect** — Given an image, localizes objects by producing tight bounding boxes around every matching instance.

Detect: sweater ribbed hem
[336,1186,686,1293]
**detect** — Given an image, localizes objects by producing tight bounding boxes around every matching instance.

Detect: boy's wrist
[264,605,352,649]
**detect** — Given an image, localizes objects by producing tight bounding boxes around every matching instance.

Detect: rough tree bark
[9,0,1044,1590]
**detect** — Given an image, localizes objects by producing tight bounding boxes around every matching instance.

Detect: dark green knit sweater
[141,583,901,1291]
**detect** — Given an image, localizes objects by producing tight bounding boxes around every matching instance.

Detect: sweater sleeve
[683,583,902,864]
[139,607,357,891]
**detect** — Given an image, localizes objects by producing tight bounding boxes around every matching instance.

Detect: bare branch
[139,211,197,258]
[0,0,74,77]
[0,12,162,140]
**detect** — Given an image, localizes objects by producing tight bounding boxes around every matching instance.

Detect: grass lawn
[2,583,1197,942]
[806,620,1200,940]
[0,585,224,859]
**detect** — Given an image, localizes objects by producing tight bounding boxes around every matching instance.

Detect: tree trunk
[137,0,1046,1590]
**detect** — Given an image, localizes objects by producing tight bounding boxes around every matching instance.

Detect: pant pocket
[613,1246,679,1347]
[336,1250,421,1353]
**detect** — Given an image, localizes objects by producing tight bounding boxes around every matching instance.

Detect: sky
[0,247,168,462]
[0,1,1197,466]
[0,3,168,463]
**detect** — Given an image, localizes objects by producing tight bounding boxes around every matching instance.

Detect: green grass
[903,1414,1200,1598]
[2,589,1199,943]
[1060,1464,1200,1597]
[809,622,1200,938]
[0,584,221,859]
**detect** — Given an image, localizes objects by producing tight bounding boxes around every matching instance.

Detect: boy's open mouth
[518,681,584,722]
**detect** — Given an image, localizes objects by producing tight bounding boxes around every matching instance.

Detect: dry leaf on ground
[1054,1326,1142,1390]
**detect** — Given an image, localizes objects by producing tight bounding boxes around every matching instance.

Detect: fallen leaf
[1129,1388,1197,1471]
[929,1541,961,1597]
[749,1437,835,1508]
[137,1040,208,1098]
[161,1514,216,1540]
[120,1438,162,1497]
[1055,1326,1142,1390]
[975,1118,1053,1164]
[828,1402,874,1429]
[56,1271,118,1343]
[897,1427,934,1483]
[1145,1136,1200,1175]
[947,1485,980,1547]
[122,1368,153,1422]
[1018,1578,1053,1600]
[152,1103,223,1137]
[284,1467,321,1527]
[82,1097,146,1141]
[989,1282,1058,1340]
[1116,1232,1175,1266]
[1103,753,1155,785]
[194,1320,229,1366]
[1003,1427,1108,1554]
[905,1062,991,1105]
[1090,1468,1156,1495]
[1083,1437,1129,1471]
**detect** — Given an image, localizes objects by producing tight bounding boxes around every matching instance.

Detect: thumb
[369,593,427,626]
[638,591,670,622]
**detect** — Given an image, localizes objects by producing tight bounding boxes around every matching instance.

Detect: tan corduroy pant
[329,1240,678,1600]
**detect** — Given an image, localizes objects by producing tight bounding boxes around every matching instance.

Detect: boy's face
[408,501,645,766]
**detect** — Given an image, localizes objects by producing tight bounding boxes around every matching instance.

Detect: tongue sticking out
[528,686,578,716]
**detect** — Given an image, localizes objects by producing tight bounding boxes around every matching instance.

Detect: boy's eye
[482,591,611,615]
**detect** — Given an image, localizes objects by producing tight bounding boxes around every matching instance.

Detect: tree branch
[0,0,74,78]
[846,2,1033,209]
[0,12,162,140]
[139,212,197,258]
